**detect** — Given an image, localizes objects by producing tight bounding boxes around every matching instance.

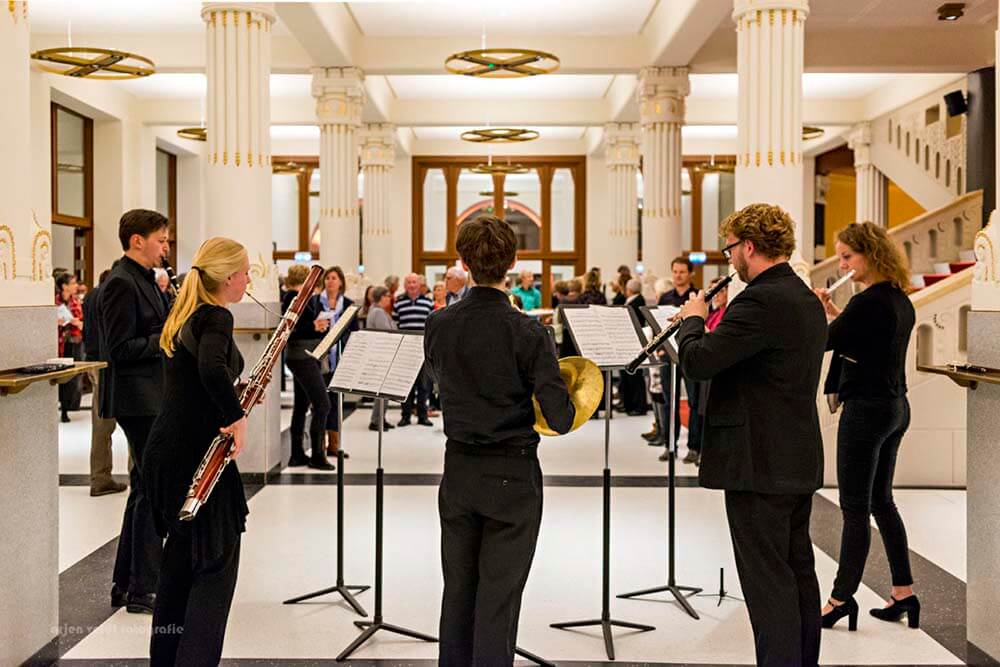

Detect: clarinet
[178,264,324,521]
[624,273,736,374]
[161,256,181,298]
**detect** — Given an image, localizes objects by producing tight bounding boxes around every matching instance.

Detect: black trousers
[684,376,702,453]
[286,355,331,458]
[725,491,821,667]
[401,365,430,420]
[114,416,163,596]
[150,531,241,666]
[438,446,543,667]
[831,397,913,601]
[618,369,648,414]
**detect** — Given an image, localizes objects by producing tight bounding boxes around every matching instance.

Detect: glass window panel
[423,169,447,252]
[456,168,494,225]
[699,172,719,251]
[424,264,448,288]
[56,109,85,218]
[271,173,299,250]
[550,264,577,285]
[510,259,543,292]
[308,169,321,250]
[155,151,170,218]
[503,170,541,251]
[550,169,575,252]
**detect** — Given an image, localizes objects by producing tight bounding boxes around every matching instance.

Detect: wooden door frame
[50,102,94,284]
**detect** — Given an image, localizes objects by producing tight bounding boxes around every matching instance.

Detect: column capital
[847,122,873,167]
[201,3,276,24]
[732,0,809,23]
[311,66,365,126]
[637,67,689,125]
[604,123,641,168]
[359,123,396,168]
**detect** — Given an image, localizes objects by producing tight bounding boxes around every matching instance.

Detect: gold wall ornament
[460,128,539,143]
[445,48,559,78]
[471,163,530,175]
[31,209,51,282]
[31,47,155,79]
[177,127,207,141]
[0,225,14,281]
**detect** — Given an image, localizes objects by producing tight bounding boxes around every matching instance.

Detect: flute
[161,256,181,298]
[826,269,856,293]
[624,273,736,374]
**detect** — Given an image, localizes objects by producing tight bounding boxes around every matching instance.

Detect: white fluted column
[605,123,641,243]
[202,3,276,300]
[359,123,395,279]
[638,67,688,279]
[733,0,810,279]
[312,66,364,272]
[848,122,886,227]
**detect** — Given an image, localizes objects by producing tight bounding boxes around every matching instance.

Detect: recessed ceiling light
[937,3,965,21]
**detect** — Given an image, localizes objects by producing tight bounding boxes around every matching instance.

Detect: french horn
[533,356,604,436]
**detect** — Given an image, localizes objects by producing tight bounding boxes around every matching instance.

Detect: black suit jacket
[98,256,168,419]
[625,294,646,319]
[82,285,103,361]
[676,263,827,494]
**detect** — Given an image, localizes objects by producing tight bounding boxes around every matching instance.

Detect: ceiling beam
[642,0,731,67]
[274,2,359,67]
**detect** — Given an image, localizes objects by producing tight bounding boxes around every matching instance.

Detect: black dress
[144,304,248,554]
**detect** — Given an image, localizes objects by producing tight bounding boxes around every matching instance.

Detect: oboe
[624,273,736,374]
[161,256,181,298]
[178,264,324,521]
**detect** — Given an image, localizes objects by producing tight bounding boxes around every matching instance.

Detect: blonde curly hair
[720,203,797,260]
[837,221,911,290]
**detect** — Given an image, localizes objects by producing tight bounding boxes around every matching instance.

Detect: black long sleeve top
[282,289,324,342]
[824,281,915,401]
[424,286,576,449]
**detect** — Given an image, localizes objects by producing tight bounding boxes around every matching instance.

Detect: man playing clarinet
[675,203,828,667]
[424,216,575,666]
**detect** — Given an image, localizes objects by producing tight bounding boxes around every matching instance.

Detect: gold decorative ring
[470,163,530,175]
[461,128,540,143]
[31,47,155,79]
[177,127,207,142]
[445,48,559,78]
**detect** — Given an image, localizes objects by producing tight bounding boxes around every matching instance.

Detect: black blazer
[98,256,168,419]
[676,263,828,494]
[82,284,103,361]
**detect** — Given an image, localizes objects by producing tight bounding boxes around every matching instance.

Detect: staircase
[810,191,982,488]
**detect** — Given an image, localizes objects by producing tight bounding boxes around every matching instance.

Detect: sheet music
[328,330,425,399]
[379,334,425,399]
[310,305,360,360]
[646,306,681,355]
[562,307,643,367]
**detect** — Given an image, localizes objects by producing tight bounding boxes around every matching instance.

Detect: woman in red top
[56,272,84,422]
[704,277,729,331]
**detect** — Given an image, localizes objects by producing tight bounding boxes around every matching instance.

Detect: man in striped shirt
[394,273,435,426]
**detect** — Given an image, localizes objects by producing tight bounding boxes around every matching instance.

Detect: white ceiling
[385,74,614,100]
[346,0,657,37]
[688,73,964,100]
[410,126,587,141]
[29,0,289,35]
[806,0,997,27]
[113,73,312,99]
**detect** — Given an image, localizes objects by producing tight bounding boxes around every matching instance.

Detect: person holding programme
[143,237,252,665]
[425,216,575,666]
[98,209,170,614]
[317,266,358,458]
[676,203,827,666]
[814,221,919,631]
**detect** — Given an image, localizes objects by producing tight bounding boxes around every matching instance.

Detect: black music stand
[283,341,370,615]
[550,305,656,660]
[617,307,702,619]
[330,331,437,661]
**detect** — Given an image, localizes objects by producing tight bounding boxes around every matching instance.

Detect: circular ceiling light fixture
[31,47,155,79]
[479,191,520,197]
[461,128,540,143]
[802,126,825,141]
[272,161,306,174]
[177,127,207,142]
[692,161,736,174]
[445,48,559,78]
[471,163,530,175]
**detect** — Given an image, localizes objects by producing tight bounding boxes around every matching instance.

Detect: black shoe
[126,592,156,614]
[111,584,127,608]
[870,594,920,628]
[91,480,128,497]
[397,417,412,427]
[648,436,666,447]
[288,452,310,467]
[60,412,71,423]
[682,450,701,465]
[822,597,859,631]
[384,421,395,430]
[642,426,659,442]
[658,449,673,462]
[417,418,434,427]
[308,456,336,471]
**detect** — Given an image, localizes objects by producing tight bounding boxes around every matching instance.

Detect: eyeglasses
[721,239,743,260]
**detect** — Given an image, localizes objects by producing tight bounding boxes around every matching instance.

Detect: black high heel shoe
[822,597,859,631]
[870,594,920,629]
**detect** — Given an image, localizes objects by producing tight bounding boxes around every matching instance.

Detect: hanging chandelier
[445,48,559,78]
[31,47,155,79]
[273,161,306,174]
[461,128,539,143]
[471,163,530,175]
[177,127,207,142]
[802,126,825,141]
[479,190,520,197]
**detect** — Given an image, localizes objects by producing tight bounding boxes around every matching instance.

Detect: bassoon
[178,264,324,521]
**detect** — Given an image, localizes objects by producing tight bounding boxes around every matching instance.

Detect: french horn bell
[533,356,604,436]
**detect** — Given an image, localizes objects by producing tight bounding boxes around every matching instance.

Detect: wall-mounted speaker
[944,90,968,117]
